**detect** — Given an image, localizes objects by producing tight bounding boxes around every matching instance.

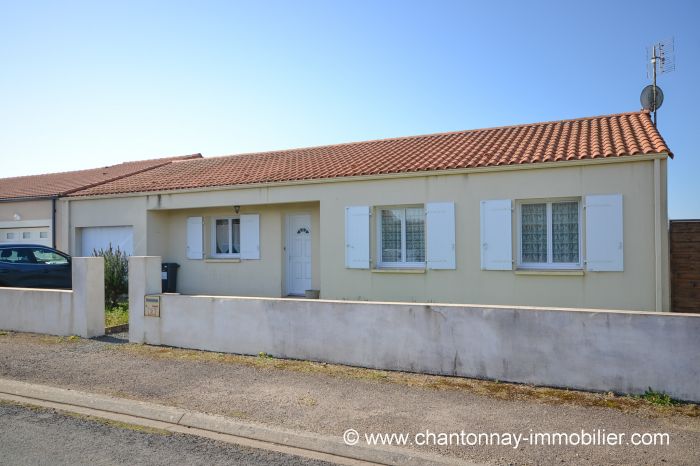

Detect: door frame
[285,212,312,296]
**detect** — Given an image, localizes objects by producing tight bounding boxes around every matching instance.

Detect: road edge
[0,378,472,466]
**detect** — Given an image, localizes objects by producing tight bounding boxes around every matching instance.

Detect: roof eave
[64,152,671,202]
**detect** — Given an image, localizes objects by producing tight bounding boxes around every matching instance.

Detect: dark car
[0,244,72,289]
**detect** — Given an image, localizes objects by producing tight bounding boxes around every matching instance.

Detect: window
[32,248,69,265]
[22,232,31,239]
[40,231,49,239]
[377,206,425,268]
[211,217,240,257]
[518,199,581,269]
[0,248,35,264]
[6,233,14,240]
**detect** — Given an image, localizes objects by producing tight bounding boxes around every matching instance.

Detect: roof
[0,154,202,200]
[70,110,671,197]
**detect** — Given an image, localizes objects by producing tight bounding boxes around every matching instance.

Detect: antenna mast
[643,38,675,127]
[652,45,658,126]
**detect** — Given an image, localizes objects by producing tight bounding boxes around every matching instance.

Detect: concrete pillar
[128,256,162,344]
[71,257,105,338]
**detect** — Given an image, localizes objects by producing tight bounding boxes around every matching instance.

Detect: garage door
[81,226,134,256]
[0,227,51,246]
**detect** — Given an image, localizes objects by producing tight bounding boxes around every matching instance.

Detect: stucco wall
[0,199,51,225]
[158,202,320,296]
[0,199,57,245]
[71,159,668,311]
[129,257,699,402]
[68,196,149,256]
[0,257,105,337]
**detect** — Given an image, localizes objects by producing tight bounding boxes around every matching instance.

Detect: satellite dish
[640,84,664,111]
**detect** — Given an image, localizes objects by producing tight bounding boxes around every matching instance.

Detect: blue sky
[1,0,698,218]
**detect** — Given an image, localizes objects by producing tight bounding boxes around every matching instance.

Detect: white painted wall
[0,257,105,337]
[129,256,700,402]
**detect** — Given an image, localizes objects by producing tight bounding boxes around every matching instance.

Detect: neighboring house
[61,110,671,312]
[0,154,201,252]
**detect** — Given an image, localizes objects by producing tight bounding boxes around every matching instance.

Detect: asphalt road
[0,401,333,466]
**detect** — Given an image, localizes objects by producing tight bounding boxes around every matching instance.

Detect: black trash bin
[161,263,180,293]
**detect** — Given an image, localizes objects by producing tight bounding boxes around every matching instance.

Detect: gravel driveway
[0,331,698,465]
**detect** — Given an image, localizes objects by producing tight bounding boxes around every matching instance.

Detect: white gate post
[128,256,162,344]
[71,256,105,338]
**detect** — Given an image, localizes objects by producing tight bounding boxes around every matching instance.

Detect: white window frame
[516,198,583,270]
[210,217,241,258]
[376,205,426,269]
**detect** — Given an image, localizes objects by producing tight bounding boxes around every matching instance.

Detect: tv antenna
[642,38,675,126]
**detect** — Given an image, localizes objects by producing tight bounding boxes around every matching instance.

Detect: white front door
[287,214,312,296]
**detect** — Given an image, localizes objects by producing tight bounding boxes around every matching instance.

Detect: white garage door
[81,226,134,256]
[0,227,52,246]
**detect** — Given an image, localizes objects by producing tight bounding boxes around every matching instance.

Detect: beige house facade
[63,152,671,312]
[0,110,665,312]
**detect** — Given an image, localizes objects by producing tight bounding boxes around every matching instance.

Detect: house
[0,154,201,252]
[59,110,671,311]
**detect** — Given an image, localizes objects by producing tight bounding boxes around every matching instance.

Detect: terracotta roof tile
[70,110,670,197]
[0,154,202,200]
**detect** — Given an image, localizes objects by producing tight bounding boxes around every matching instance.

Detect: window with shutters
[211,217,241,258]
[376,206,425,268]
[517,198,582,269]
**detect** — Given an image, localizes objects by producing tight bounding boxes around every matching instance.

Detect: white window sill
[515,269,584,276]
[372,268,426,274]
[205,258,241,263]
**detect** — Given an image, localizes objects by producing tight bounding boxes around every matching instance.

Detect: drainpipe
[654,159,662,312]
[52,197,57,249]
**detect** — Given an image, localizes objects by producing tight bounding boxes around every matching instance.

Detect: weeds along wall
[129,256,698,402]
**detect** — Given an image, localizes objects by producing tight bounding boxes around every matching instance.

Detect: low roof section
[68,110,671,198]
[0,154,202,201]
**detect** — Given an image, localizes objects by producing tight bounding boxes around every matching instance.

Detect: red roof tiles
[0,154,202,200]
[67,110,669,197]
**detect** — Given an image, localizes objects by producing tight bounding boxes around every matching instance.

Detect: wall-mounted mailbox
[144,295,161,317]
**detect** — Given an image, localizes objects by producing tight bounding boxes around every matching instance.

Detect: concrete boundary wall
[129,256,700,402]
[0,257,104,338]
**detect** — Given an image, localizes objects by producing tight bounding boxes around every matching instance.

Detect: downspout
[654,158,662,312]
[51,197,57,249]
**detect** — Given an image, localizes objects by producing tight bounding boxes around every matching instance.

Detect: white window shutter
[186,217,204,259]
[480,200,513,270]
[585,194,623,271]
[240,214,260,260]
[345,206,370,269]
[426,202,456,269]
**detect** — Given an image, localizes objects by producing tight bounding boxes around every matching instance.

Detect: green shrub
[92,245,128,308]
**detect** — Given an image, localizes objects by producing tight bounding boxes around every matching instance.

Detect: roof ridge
[204,110,651,162]
[59,160,188,196]
[0,153,202,182]
[57,110,671,198]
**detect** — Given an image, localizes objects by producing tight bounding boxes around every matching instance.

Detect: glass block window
[380,209,402,263]
[519,200,581,268]
[552,202,579,263]
[378,206,425,267]
[521,203,547,263]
